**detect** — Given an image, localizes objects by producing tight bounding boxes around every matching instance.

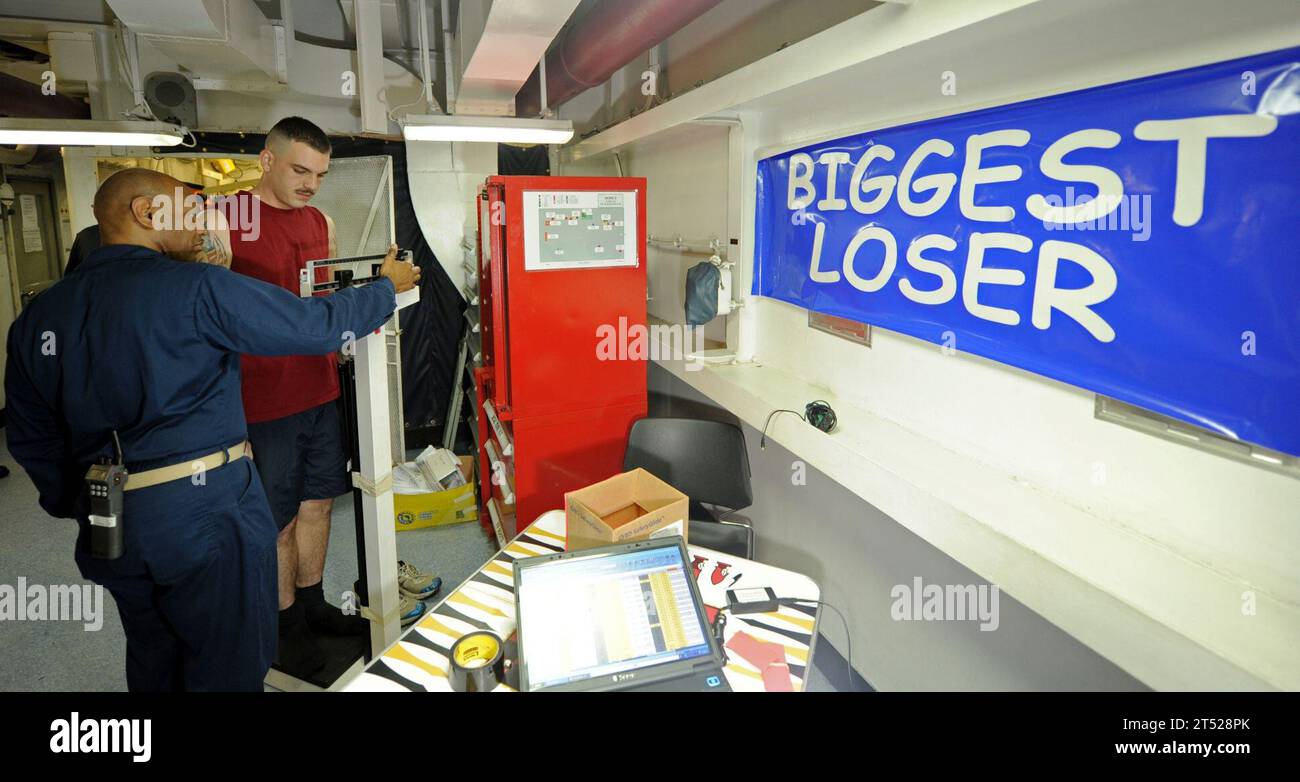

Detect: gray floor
[0,437,495,692]
[1,437,856,692]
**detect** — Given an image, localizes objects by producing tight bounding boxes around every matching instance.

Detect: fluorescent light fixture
[0,118,184,147]
[402,114,574,144]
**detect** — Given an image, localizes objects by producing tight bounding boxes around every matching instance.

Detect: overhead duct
[453,0,583,115]
[105,0,284,82]
[100,0,425,132]
[514,0,723,117]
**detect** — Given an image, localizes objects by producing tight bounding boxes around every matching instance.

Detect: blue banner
[754,48,1300,456]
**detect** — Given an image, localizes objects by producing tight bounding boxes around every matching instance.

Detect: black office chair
[623,417,755,559]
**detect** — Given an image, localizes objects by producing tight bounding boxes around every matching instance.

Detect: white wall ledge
[653,351,1295,691]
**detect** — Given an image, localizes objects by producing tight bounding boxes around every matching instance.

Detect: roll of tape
[448,631,505,693]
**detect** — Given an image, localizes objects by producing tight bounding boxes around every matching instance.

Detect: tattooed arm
[179,206,232,268]
[195,207,232,268]
[196,227,232,268]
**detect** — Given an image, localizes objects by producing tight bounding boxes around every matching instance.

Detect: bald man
[4,168,419,691]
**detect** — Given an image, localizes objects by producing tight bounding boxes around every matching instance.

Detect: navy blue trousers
[76,457,278,691]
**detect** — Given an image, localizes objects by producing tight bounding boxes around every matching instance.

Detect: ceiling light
[402,115,573,144]
[0,118,184,147]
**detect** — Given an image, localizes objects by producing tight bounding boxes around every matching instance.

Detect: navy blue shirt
[5,243,397,519]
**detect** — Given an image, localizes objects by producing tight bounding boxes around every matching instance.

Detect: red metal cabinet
[474,175,648,540]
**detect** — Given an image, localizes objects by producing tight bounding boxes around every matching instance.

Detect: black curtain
[191,132,464,442]
[498,143,550,175]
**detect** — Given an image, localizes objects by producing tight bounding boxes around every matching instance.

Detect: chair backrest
[623,417,753,513]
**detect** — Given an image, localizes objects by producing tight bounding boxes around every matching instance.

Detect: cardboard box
[394,456,478,531]
[564,468,689,551]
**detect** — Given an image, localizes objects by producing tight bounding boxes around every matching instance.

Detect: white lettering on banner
[787,152,816,210]
[843,226,896,293]
[1133,114,1277,226]
[785,112,1280,342]
[816,151,852,211]
[1033,240,1118,342]
[897,138,956,217]
[964,232,1030,327]
[900,234,958,305]
[803,228,1119,342]
[960,129,1030,222]
[849,143,896,214]
[807,221,839,284]
[1026,129,1124,224]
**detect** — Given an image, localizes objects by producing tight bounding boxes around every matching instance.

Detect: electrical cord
[795,599,856,693]
[711,596,857,693]
[114,23,159,124]
[759,399,837,449]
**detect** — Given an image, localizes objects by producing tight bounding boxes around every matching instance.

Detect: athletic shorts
[245,400,350,530]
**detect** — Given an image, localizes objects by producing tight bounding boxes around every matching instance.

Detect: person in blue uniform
[4,168,420,691]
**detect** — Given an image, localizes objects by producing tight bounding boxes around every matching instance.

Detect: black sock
[279,601,305,632]
[275,600,325,674]
[296,581,326,609]
[300,582,366,637]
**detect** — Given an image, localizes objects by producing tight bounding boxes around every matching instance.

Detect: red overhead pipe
[515,0,723,117]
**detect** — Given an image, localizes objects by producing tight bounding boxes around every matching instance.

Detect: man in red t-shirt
[228,117,361,677]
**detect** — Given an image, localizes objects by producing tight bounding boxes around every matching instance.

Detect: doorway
[5,176,64,309]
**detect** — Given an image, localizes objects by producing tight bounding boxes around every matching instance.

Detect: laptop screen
[516,542,715,691]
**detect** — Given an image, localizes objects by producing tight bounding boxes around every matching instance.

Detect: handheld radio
[85,431,127,560]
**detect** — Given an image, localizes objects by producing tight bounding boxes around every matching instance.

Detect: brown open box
[564,468,689,551]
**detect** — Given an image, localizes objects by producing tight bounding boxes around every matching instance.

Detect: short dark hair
[266,116,331,154]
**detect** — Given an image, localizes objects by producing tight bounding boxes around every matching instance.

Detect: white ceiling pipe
[419,0,434,111]
[442,0,456,111]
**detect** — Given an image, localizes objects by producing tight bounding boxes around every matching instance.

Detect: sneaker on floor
[276,621,326,678]
[400,597,428,628]
[305,601,368,637]
[398,560,442,601]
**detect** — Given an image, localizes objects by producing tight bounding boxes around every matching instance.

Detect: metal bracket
[1095,396,1299,479]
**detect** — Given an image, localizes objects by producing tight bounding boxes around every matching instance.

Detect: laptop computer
[513,536,731,692]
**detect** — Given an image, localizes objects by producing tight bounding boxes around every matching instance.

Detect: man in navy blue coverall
[4,168,420,691]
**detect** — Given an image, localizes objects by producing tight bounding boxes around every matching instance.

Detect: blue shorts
[246,400,351,530]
